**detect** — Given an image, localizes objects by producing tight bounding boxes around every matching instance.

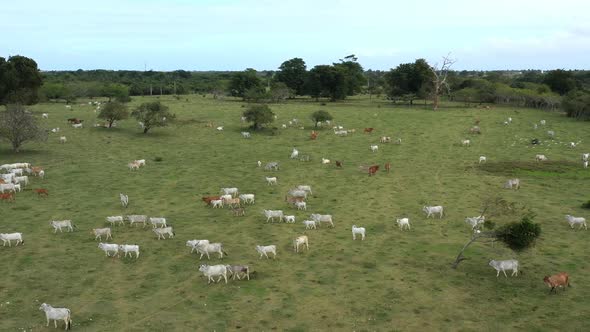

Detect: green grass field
[1,96,589,331]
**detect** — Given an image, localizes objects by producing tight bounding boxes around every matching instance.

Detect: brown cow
[544,272,570,294]
[201,196,221,205]
[0,192,15,202]
[384,162,391,173]
[34,188,49,197]
[0,179,5,184]
[335,160,343,168]
[364,127,374,134]
[368,165,379,176]
[284,195,305,204]
[310,131,318,140]
[32,166,44,175]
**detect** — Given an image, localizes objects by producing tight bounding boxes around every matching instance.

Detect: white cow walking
[396,218,411,230]
[423,206,444,218]
[488,259,519,277]
[352,225,366,240]
[39,303,72,330]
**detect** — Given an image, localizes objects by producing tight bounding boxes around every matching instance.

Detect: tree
[451,196,541,269]
[131,101,175,134]
[334,55,366,96]
[229,69,263,99]
[276,58,307,96]
[0,55,43,105]
[0,104,47,152]
[306,65,347,101]
[98,101,129,128]
[384,59,432,105]
[310,110,333,128]
[562,90,590,120]
[269,82,293,102]
[243,104,275,130]
[430,54,456,110]
[101,83,130,102]
[543,69,578,95]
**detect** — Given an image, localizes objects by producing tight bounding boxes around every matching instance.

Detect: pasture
[1,95,589,331]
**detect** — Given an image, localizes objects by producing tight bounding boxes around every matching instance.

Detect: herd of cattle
[1,110,587,330]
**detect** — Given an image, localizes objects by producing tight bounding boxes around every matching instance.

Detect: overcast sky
[2,0,589,71]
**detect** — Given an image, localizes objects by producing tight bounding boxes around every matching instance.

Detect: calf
[384,162,391,173]
[544,272,570,294]
[294,201,307,210]
[370,145,379,152]
[352,225,366,240]
[0,192,15,202]
[284,215,295,223]
[479,156,487,164]
[35,188,49,197]
[364,127,374,133]
[335,160,343,168]
[368,165,379,176]
[488,259,519,277]
[461,139,470,146]
[59,136,67,144]
[380,136,391,143]
[120,193,129,207]
[396,218,410,230]
[535,154,548,162]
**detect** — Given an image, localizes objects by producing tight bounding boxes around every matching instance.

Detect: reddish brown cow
[368,165,379,176]
[544,272,570,294]
[34,188,49,197]
[201,196,221,205]
[335,160,343,168]
[384,162,391,173]
[0,179,5,184]
[310,131,318,140]
[0,192,15,202]
[364,128,374,134]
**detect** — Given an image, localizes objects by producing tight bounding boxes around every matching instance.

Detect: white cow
[465,215,485,231]
[216,126,224,131]
[211,199,223,208]
[266,176,277,185]
[540,120,546,125]
[119,244,140,258]
[59,136,67,143]
[134,159,146,167]
[221,187,239,197]
[479,156,487,164]
[352,225,366,240]
[72,123,83,128]
[50,220,74,233]
[370,145,379,152]
[507,117,512,123]
[264,210,284,223]
[535,154,548,162]
[396,218,410,230]
[149,217,167,228]
[239,194,255,204]
[153,227,174,239]
[195,241,226,259]
[13,176,28,186]
[10,168,23,176]
[423,206,444,218]
[241,132,251,138]
[13,184,21,192]
[126,215,147,227]
[504,178,520,190]
[39,170,45,179]
[42,113,49,119]
[39,303,72,330]
[290,148,299,159]
[93,228,112,241]
[106,216,124,226]
[303,220,317,229]
[584,161,588,169]
[295,201,307,210]
[0,183,15,193]
[461,139,470,146]
[310,214,334,227]
[297,185,313,195]
[488,259,519,277]
[98,242,119,257]
[199,264,228,284]
[0,232,23,247]
[569,142,577,148]
[582,153,589,162]
[257,160,262,167]
[294,235,309,252]
[284,215,296,223]
[565,215,587,230]
[321,158,331,164]
[256,245,277,259]
[547,130,555,137]
[120,193,129,207]
[186,239,209,253]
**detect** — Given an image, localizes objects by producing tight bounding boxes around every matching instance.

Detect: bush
[582,200,590,209]
[154,156,163,162]
[495,214,541,251]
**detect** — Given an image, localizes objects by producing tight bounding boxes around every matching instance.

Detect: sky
[1,0,589,71]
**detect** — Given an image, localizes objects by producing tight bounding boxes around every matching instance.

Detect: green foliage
[243,86,269,103]
[334,55,367,96]
[131,101,175,134]
[0,55,43,105]
[98,101,129,127]
[243,104,274,130]
[269,82,293,102]
[562,90,590,120]
[0,104,47,152]
[229,69,263,98]
[384,59,432,103]
[306,65,347,101]
[276,58,307,96]
[582,200,590,209]
[311,110,333,127]
[101,83,130,102]
[495,213,541,252]
[154,156,163,162]
[543,69,578,95]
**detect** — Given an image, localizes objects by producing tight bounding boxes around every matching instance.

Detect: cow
[256,245,277,259]
[384,162,391,173]
[0,193,15,202]
[335,160,343,168]
[504,178,520,190]
[423,206,444,218]
[310,214,334,228]
[352,225,366,240]
[35,188,49,197]
[488,259,519,277]
[39,303,72,330]
[364,128,374,133]
[93,228,112,241]
[50,220,74,233]
[0,232,23,246]
[543,272,570,294]
[565,215,587,230]
[119,244,140,258]
[396,218,410,230]
[294,235,309,252]
[264,210,284,223]
[226,265,250,280]
[199,264,228,284]
[310,131,318,140]
[368,165,379,176]
[380,136,391,143]
[479,156,487,164]
[98,243,118,257]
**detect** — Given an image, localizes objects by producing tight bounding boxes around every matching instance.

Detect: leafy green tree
[269,82,293,102]
[311,110,333,128]
[243,86,268,103]
[101,83,130,102]
[0,55,43,105]
[229,69,263,98]
[0,104,47,152]
[131,101,175,134]
[98,101,129,128]
[306,65,347,101]
[334,55,366,96]
[276,58,307,96]
[243,104,275,130]
[543,69,578,95]
[384,59,432,104]
[562,90,590,120]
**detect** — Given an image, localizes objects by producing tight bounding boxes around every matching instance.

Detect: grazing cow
[465,215,485,231]
[93,228,112,241]
[290,148,299,159]
[199,264,228,284]
[153,227,175,239]
[149,217,167,228]
[241,132,251,138]
[370,145,379,152]
[303,220,317,229]
[106,216,124,226]
[380,136,391,143]
[364,128,374,133]
[310,131,318,140]
[257,160,262,167]
[423,206,444,218]
[263,210,284,223]
[126,215,148,227]
[535,154,548,162]
[120,193,129,207]
[384,162,391,173]
[98,243,119,257]
[221,187,239,197]
[256,245,277,259]
[547,130,555,138]
[294,235,309,252]
[352,225,366,240]
[297,185,312,195]
[461,139,470,146]
[544,272,570,294]
[51,220,74,233]
[540,120,546,125]
[321,158,331,164]
[226,265,250,280]
[0,192,15,202]
[195,241,226,259]
[504,178,520,190]
[284,215,295,223]
[119,244,140,258]
[42,113,49,119]
[368,165,379,176]
[266,176,277,185]
[35,188,49,197]
[479,156,487,164]
[39,303,72,330]
[239,194,255,204]
[582,153,589,162]
[489,259,519,277]
[0,232,23,246]
[59,136,67,144]
[396,218,410,230]
[216,126,224,131]
[335,160,343,168]
[128,162,140,170]
[310,214,334,228]
[295,201,307,210]
[565,215,587,230]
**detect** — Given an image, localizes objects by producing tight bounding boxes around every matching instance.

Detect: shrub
[582,200,590,209]
[154,156,163,162]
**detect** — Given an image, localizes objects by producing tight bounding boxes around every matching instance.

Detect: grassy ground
[1,95,589,331]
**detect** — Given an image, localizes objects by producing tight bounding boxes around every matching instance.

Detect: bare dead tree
[430,54,456,111]
[0,104,47,152]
